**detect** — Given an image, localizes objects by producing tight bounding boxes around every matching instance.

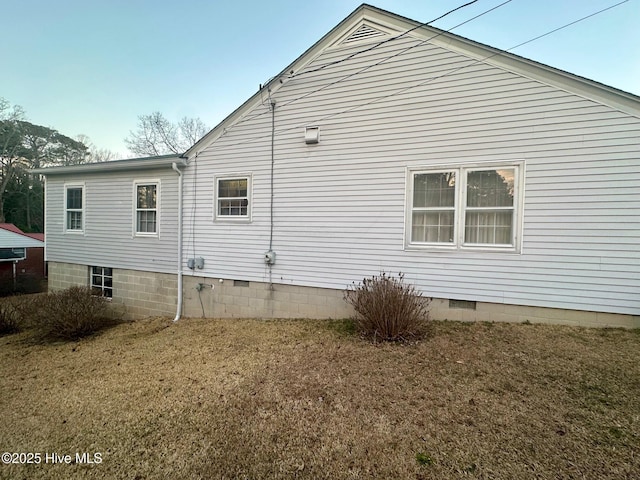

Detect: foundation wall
[48,262,177,319]
[48,263,640,328]
[182,276,352,319]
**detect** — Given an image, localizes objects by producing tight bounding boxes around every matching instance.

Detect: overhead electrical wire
[311,0,631,126]
[290,0,479,78]
[222,0,507,134]
[278,0,514,109]
[201,0,628,152]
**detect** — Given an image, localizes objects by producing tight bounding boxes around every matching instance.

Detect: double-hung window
[65,185,84,233]
[135,182,158,235]
[215,175,251,220]
[407,163,522,251]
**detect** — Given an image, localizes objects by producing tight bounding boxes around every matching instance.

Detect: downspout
[172,162,183,322]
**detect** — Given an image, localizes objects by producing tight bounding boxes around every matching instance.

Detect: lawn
[1,317,639,479]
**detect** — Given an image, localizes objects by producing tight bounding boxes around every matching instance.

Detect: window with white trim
[65,185,84,233]
[135,183,158,235]
[407,164,522,251]
[215,176,251,219]
[90,266,113,298]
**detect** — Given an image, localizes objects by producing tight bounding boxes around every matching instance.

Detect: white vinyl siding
[45,169,179,274]
[182,29,640,315]
[64,184,84,233]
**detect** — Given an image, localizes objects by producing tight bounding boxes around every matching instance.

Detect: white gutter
[33,154,181,175]
[172,162,184,322]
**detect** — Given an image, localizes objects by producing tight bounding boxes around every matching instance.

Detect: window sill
[91,295,113,302]
[405,244,521,254]
[213,217,252,224]
[64,230,84,235]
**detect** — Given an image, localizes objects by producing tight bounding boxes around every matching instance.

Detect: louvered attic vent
[343,24,386,43]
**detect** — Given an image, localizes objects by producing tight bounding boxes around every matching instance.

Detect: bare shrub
[0,274,46,297]
[29,286,120,341]
[344,272,431,341]
[0,301,22,335]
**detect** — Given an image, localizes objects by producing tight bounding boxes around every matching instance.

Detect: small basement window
[90,266,113,298]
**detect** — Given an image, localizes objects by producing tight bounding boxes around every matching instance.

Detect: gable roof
[0,224,26,236]
[185,3,640,158]
[23,232,44,242]
[0,224,45,248]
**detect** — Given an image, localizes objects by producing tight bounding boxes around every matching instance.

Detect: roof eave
[32,155,187,176]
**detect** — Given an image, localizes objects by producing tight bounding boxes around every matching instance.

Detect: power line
[278,0,514,112]
[224,0,511,134]
[290,0,479,79]
[204,0,628,152]
[314,1,632,125]
[502,0,628,52]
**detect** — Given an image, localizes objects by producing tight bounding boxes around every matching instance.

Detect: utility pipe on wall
[172,162,184,322]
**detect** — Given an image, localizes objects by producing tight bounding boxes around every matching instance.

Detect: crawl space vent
[449,299,477,310]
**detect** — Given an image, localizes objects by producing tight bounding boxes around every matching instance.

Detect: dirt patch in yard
[1,318,638,479]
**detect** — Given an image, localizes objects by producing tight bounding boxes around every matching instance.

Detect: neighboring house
[35,5,639,327]
[0,223,46,293]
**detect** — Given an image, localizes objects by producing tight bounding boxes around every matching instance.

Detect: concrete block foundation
[47,262,640,327]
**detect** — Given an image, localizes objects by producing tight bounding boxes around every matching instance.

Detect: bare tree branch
[76,134,121,162]
[125,112,209,156]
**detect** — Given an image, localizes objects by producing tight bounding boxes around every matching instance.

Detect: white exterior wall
[45,168,180,274]
[182,28,640,315]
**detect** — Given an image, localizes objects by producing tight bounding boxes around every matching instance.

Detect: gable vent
[342,24,387,44]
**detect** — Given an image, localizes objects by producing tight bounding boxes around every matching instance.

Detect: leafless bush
[0,301,22,335]
[28,286,120,341]
[344,272,431,342]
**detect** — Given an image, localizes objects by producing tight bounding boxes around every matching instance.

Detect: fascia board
[33,156,186,176]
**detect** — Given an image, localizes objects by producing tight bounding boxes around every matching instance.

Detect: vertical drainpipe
[172,162,183,322]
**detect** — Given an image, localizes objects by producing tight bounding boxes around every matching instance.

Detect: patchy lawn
[0,317,639,479]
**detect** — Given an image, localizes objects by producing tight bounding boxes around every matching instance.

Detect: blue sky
[2,0,638,155]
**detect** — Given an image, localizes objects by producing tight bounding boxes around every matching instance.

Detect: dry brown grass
[1,317,639,479]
